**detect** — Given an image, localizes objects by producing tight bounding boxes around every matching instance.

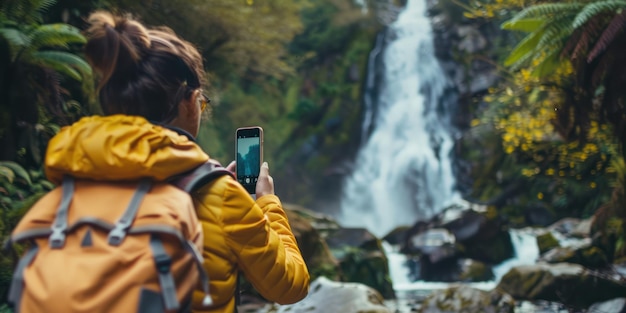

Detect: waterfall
[339,0,461,237]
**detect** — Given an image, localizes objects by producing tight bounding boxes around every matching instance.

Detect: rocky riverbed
[238,202,626,313]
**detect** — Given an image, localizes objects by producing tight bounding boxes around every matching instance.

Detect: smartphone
[235,126,264,194]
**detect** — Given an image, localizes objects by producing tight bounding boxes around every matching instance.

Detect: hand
[256,162,274,198]
[226,160,236,173]
[225,160,274,197]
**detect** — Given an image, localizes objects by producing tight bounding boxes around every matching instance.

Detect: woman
[46,11,309,313]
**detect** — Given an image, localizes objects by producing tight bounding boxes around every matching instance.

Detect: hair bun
[84,11,150,88]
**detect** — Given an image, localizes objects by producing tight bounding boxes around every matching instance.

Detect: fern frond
[537,16,574,49]
[573,0,626,29]
[36,0,57,13]
[31,51,92,81]
[505,27,545,67]
[562,28,582,58]
[501,18,545,32]
[591,52,613,89]
[30,24,86,50]
[0,27,30,60]
[588,10,626,62]
[511,2,585,22]
[532,47,565,78]
[566,14,607,60]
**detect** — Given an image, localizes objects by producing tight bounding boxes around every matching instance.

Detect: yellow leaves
[537,192,544,199]
[546,168,555,175]
[590,182,597,188]
[471,119,481,127]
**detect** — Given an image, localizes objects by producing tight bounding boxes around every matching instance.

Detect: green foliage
[0,304,12,313]
[0,0,57,24]
[31,50,91,81]
[572,0,626,29]
[501,18,544,32]
[456,0,626,229]
[104,0,307,80]
[0,0,94,165]
[510,2,585,22]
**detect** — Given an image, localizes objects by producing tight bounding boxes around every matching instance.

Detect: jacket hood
[45,115,209,184]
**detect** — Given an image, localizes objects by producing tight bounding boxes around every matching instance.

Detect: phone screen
[236,127,263,194]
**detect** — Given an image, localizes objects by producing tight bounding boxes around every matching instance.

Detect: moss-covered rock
[419,285,514,313]
[540,242,609,269]
[536,231,560,255]
[458,259,494,282]
[325,227,395,299]
[497,263,626,309]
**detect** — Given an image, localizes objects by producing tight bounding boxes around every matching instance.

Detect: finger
[259,162,269,176]
[225,160,236,173]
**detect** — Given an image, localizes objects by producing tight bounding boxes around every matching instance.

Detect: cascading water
[339,0,461,237]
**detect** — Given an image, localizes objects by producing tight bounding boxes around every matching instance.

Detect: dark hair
[84,11,206,122]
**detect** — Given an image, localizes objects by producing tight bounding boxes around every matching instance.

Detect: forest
[1,0,626,311]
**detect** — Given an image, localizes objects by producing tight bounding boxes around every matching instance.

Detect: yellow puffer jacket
[45,115,310,313]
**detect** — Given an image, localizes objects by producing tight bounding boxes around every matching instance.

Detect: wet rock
[408,228,457,263]
[587,297,626,313]
[326,227,395,299]
[458,259,494,282]
[540,240,609,269]
[419,285,515,313]
[406,201,514,264]
[272,276,392,313]
[497,263,626,309]
[536,231,560,254]
[406,257,494,283]
[549,217,582,237]
[382,225,411,246]
[456,25,487,53]
[283,204,340,279]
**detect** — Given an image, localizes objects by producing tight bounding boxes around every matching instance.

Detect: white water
[339,0,461,237]
[384,228,540,292]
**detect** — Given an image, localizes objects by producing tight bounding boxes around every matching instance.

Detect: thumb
[260,162,269,175]
[225,160,236,173]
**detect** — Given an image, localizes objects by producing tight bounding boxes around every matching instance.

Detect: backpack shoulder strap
[172,160,234,193]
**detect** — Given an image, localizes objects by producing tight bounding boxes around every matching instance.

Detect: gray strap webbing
[8,245,39,312]
[183,240,213,306]
[150,235,179,311]
[108,179,152,246]
[49,176,75,248]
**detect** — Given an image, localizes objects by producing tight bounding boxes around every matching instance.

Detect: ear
[179,89,201,117]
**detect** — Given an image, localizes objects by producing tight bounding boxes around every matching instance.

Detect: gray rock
[587,297,626,313]
[419,285,514,313]
[273,276,392,313]
[497,263,626,309]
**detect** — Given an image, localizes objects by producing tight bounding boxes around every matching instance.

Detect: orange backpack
[6,162,231,313]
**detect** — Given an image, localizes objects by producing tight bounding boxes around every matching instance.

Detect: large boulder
[325,227,395,299]
[587,298,626,313]
[407,228,457,263]
[283,204,341,280]
[535,231,560,254]
[272,276,392,313]
[419,285,515,313]
[539,240,609,269]
[438,204,513,263]
[496,263,626,309]
[404,202,514,264]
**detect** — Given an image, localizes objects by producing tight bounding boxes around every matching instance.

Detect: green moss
[536,232,560,254]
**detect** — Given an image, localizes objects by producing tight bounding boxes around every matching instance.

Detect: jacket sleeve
[221,178,310,304]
